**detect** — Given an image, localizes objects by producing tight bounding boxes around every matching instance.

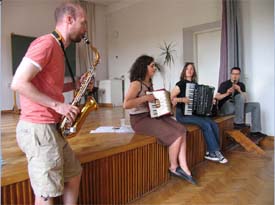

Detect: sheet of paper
[90,126,134,134]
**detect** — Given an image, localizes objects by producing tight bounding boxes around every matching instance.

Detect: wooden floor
[1,107,274,204]
[131,139,274,205]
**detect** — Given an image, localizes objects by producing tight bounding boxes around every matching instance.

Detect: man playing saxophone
[11,2,89,204]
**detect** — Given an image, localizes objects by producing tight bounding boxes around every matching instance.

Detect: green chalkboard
[11,33,76,76]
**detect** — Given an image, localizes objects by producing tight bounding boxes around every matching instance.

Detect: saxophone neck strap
[52,30,76,88]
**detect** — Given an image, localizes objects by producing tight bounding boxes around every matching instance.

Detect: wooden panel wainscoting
[1,180,34,205]
[1,141,169,205]
[57,143,169,204]
[1,108,235,205]
[215,115,235,150]
[76,143,169,205]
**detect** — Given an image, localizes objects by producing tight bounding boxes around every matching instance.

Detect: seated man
[215,67,266,139]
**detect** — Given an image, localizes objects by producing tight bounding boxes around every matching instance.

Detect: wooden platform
[1,107,235,204]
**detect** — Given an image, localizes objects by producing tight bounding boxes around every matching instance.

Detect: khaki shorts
[16,120,82,198]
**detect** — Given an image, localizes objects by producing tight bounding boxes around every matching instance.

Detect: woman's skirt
[130,112,186,146]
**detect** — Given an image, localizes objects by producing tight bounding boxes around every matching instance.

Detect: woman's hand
[144,94,156,103]
[172,97,190,106]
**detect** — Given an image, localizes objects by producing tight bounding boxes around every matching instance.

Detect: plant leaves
[159,41,176,67]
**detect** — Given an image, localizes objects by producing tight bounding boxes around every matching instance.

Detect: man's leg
[35,197,53,205]
[219,100,235,116]
[233,94,246,124]
[62,139,82,205]
[63,173,82,205]
[35,174,81,205]
[245,102,261,132]
[17,122,65,204]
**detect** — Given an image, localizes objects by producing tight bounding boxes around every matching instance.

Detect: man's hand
[226,87,234,95]
[53,102,80,124]
[233,84,241,93]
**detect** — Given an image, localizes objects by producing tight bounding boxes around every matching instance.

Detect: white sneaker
[204,151,228,164]
[204,151,220,162]
[214,151,228,164]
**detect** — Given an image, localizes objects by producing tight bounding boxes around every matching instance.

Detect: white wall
[107,0,221,91]
[0,0,108,110]
[240,0,274,136]
[94,4,108,84]
[0,1,2,113]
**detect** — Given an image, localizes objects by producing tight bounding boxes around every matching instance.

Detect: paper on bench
[90,126,134,134]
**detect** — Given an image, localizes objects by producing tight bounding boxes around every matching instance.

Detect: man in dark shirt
[215,67,266,138]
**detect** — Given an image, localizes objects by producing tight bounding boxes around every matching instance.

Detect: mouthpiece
[83,36,90,44]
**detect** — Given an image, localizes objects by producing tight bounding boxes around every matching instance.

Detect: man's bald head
[54,2,84,24]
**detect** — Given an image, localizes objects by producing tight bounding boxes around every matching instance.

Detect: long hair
[129,55,154,82]
[180,62,198,82]
[54,2,83,23]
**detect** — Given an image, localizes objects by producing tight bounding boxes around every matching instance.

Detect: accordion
[146,89,173,118]
[184,83,215,116]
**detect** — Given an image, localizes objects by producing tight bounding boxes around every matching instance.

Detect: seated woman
[170,62,228,164]
[123,55,196,185]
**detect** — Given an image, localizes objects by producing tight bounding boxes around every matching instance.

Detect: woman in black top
[171,62,228,164]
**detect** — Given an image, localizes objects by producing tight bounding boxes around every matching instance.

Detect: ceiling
[84,0,123,6]
[83,0,144,14]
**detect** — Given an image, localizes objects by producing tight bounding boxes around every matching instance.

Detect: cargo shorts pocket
[16,122,39,161]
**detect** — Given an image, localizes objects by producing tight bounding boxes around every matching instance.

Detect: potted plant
[157,41,176,91]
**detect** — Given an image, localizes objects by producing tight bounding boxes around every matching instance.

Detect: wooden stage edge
[1,107,236,204]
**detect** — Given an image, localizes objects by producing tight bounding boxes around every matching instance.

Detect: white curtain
[76,0,96,76]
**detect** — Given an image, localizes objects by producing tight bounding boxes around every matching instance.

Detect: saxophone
[59,37,100,138]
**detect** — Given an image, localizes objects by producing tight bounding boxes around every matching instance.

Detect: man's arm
[11,59,79,123]
[215,84,247,102]
[215,91,231,101]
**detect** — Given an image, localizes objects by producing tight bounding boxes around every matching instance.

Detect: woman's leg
[176,109,219,153]
[162,116,191,175]
[168,136,182,171]
[178,134,191,175]
[131,114,185,172]
[203,117,220,147]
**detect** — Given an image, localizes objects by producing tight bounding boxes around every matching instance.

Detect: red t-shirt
[19,34,65,123]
